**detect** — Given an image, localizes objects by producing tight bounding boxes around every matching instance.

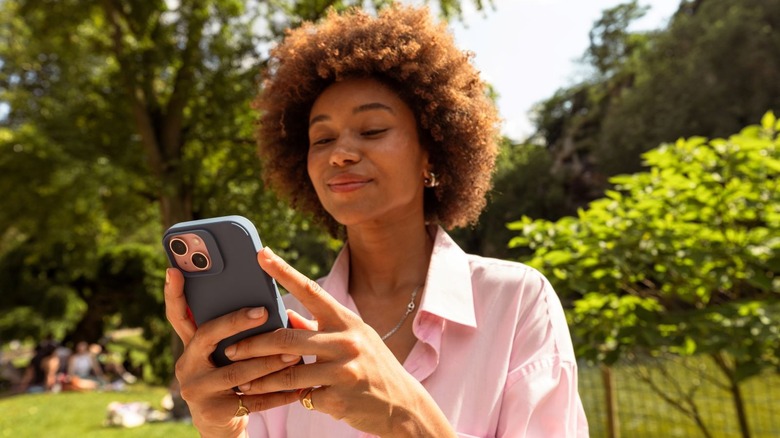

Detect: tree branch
[101,0,164,177]
[163,3,207,159]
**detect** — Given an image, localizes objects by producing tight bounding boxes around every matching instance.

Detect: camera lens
[191,252,210,270]
[170,238,188,256]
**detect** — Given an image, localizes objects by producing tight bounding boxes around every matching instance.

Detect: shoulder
[465,253,576,361]
[466,254,543,283]
[465,253,549,306]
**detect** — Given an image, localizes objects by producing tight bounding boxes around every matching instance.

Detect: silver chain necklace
[380,285,421,341]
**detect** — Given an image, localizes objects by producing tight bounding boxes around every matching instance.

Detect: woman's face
[307,77,429,228]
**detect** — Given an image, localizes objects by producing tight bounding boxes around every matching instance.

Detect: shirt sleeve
[497,272,589,437]
[498,357,588,437]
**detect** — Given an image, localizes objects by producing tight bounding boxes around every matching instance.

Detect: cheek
[306,152,325,192]
[306,149,320,178]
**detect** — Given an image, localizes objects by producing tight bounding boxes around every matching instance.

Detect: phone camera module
[170,238,188,256]
[191,252,210,270]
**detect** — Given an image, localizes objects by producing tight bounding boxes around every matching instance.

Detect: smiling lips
[326,174,373,193]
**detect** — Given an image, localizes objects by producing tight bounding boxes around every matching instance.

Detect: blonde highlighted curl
[254,4,500,234]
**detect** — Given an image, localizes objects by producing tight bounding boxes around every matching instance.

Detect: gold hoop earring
[424,172,439,188]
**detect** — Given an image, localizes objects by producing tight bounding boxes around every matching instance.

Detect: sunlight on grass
[0,385,196,437]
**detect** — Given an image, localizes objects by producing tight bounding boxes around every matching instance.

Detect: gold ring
[235,394,250,417]
[299,387,315,410]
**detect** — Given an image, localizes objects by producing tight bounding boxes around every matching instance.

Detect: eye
[362,128,389,137]
[310,137,334,147]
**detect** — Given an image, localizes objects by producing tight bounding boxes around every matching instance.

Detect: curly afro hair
[254,4,500,234]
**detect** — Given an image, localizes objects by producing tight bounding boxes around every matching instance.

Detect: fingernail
[225,345,236,358]
[165,269,170,285]
[281,354,300,363]
[247,307,266,319]
[263,246,275,258]
[240,382,251,392]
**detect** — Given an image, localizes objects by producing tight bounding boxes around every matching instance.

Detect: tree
[451,139,568,259]
[598,0,780,176]
[528,0,655,214]
[0,0,488,380]
[530,0,780,216]
[509,113,780,437]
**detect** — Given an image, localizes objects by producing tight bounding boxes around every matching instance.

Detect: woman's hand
[164,268,301,438]
[225,247,456,437]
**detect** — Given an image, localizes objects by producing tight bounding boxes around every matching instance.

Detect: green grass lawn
[580,358,780,438]
[3,359,778,437]
[0,385,197,438]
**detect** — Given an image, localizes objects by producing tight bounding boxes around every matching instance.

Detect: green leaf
[761,111,776,130]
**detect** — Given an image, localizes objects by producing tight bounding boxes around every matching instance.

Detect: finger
[216,354,303,393]
[184,391,298,426]
[257,247,350,324]
[188,307,269,363]
[164,268,196,345]
[287,309,318,331]
[226,328,337,361]
[179,390,249,429]
[241,361,340,395]
[300,386,336,415]
[242,390,301,414]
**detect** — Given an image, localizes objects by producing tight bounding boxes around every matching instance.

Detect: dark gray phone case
[162,215,288,367]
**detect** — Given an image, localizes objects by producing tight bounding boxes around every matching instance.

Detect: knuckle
[274,328,299,349]
[280,365,299,389]
[303,277,320,294]
[339,333,363,356]
[340,360,364,382]
[258,356,278,374]
[228,308,245,327]
[164,307,180,325]
[246,396,267,413]
[178,383,195,403]
[221,365,240,387]
[278,262,295,278]
[174,358,187,382]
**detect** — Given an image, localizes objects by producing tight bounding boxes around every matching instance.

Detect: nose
[329,136,361,167]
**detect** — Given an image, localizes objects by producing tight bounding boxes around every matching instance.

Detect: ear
[421,150,432,178]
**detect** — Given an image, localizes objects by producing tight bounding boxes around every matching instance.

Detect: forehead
[309,77,409,117]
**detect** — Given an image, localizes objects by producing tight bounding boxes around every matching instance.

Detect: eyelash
[311,128,388,146]
[362,128,388,137]
[312,137,333,146]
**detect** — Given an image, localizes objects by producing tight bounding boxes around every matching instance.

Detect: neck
[346,220,434,299]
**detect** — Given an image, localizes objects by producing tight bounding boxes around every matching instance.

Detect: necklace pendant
[379,284,422,342]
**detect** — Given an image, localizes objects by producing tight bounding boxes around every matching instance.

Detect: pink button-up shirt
[248,227,589,437]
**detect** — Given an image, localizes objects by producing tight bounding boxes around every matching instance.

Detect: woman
[66,341,106,391]
[165,5,588,437]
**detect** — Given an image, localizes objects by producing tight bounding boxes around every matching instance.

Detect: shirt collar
[320,226,477,329]
[419,226,477,328]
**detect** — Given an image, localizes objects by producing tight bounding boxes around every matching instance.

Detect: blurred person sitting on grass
[64,341,107,391]
[16,337,60,393]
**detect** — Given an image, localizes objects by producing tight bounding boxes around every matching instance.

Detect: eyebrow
[309,102,395,127]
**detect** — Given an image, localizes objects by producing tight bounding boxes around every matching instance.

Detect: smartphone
[162,215,288,367]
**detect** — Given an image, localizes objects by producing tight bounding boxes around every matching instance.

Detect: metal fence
[579,355,780,438]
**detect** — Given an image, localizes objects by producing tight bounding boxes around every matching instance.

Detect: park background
[0,0,778,437]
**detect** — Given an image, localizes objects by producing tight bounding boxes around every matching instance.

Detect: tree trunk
[601,364,620,438]
[712,352,752,438]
